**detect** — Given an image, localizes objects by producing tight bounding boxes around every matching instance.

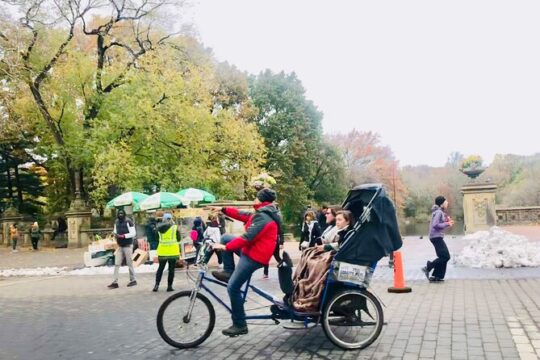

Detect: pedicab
[156,184,402,350]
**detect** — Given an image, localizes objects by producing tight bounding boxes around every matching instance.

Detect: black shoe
[167,286,174,292]
[107,282,119,289]
[421,265,430,281]
[152,284,159,292]
[429,276,444,283]
[127,280,137,287]
[222,325,248,337]
[212,271,232,283]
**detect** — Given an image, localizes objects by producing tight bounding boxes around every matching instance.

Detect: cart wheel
[322,288,383,350]
[157,290,215,348]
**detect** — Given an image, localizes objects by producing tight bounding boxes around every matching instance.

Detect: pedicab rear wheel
[322,288,384,350]
[157,290,215,348]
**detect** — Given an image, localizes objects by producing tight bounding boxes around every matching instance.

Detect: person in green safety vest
[153,213,182,292]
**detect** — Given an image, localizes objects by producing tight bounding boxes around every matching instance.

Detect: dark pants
[202,242,223,265]
[155,257,177,287]
[227,254,262,327]
[31,237,39,250]
[263,265,269,276]
[52,230,65,241]
[427,237,450,279]
[220,234,240,273]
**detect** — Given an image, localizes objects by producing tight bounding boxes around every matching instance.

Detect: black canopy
[334,184,403,265]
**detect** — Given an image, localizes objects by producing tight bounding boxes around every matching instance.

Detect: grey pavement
[2,226,540,359]
[1,268,540,360]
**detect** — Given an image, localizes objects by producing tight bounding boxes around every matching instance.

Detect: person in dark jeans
[52,216,67,241]
[208,188,281,337]
[422,196,454,282]
[153,213,182,292]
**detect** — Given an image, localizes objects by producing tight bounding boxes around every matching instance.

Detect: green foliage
[248,70,346,222]
[461,155,483,170]
[484,153,540,206]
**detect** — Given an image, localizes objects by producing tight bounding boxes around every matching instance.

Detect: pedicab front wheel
[157,290,215,348]
[322,288,384,350]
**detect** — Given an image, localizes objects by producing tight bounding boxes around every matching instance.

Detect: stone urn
[460,166,486,180]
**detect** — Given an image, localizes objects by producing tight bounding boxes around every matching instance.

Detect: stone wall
[496,206,540,225]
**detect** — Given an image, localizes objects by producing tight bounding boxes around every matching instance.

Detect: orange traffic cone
[388,251,412,293]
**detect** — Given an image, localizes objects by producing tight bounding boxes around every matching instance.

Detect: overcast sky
[187,0,540,167]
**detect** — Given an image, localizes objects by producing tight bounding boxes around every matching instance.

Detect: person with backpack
[422,195,454,282]
[207,188,282,337]
[201,214,222,264]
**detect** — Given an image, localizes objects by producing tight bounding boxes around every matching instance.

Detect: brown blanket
[292,247,334,312]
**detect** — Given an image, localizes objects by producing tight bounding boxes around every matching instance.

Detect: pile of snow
[0,267,68,277]
[454,227,540,268]
[69,263,158,276]
[0,264,160,277]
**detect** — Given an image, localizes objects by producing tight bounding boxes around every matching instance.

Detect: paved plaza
[1,229,540,359]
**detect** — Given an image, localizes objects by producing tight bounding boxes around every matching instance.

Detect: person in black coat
[317,205,329,232]
[299,210,322,250]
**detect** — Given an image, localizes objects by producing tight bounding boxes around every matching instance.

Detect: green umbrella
[106,192,149,209]
[176,188,216,203]
[138,192,188,211]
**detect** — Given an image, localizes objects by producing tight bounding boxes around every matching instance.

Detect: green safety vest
[157,225,180,257]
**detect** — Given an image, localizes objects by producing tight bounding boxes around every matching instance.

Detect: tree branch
[34,24,75,87]
[152,93,168,108]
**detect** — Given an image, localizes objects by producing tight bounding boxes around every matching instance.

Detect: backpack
[260,209,294,297]
[258,209,285,263]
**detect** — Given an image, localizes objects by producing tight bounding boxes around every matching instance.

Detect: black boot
[212,271,232,283]
[167,286,174,292]
[222,325,248,337]
[152,284,159,292]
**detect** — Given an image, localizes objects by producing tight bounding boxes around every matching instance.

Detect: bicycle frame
[190,267,277,322]
[186,243,379,326]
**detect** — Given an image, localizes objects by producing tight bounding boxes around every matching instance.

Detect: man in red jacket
[209,188,280,337]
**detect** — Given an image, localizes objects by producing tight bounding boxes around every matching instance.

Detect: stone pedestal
[1,206,23,247]
[65,197,92,248]
[461,183,497,234]
[65,209,92,248]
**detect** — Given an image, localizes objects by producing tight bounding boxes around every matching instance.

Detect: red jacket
[223,202,280,265]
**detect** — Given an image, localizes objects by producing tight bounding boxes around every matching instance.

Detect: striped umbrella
[176,188,216,203]
[138,192,188,211]
[106,192,149,209]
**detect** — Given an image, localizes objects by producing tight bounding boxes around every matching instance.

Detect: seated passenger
[319,207,341,245]
[316,210,354,252]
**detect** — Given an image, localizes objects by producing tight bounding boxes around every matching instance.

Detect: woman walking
[422,196,454,282]
[30,222,42,250]
[153,213,182,292]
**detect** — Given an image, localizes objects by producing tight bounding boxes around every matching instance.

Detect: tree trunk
[5,156,13,201]
[13,163,23,206]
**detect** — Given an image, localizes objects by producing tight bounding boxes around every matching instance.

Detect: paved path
[2,226,540,359]
[1,269,540,360]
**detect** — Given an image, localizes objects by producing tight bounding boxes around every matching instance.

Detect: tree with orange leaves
[326,130,407,209]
